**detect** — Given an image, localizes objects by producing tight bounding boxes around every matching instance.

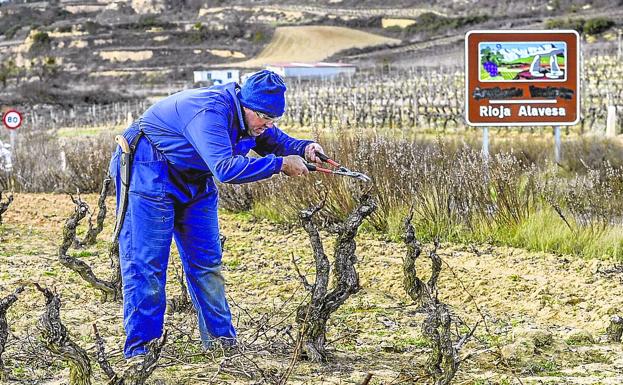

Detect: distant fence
[23,100,151,131]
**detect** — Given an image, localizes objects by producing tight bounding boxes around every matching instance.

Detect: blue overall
[109,83,312,358]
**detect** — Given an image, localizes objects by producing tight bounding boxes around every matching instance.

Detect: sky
[479,42,567,52]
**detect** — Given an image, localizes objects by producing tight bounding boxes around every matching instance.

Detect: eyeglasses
[254,110,282,123]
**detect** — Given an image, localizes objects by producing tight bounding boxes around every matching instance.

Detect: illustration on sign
[479,42,567,81]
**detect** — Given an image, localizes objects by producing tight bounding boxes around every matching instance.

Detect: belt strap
[111,130,144,243]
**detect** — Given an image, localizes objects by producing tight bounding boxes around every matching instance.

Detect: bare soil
[0,193,622,384]
[226,26,400,68]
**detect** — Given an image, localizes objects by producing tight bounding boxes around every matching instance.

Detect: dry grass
[219,132,623,259]
[2,130,622,259]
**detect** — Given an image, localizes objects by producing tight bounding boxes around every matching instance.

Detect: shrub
[133,15,173,30]
[57,25,72,33]
[545,17,614,35]
[406,12,489,34]
[545,18,585,33]
[4,25,21,39]
[4,131,115,193]
[14,81,132,107]
[83,21,101,35]
[217,133,623,259]
[584,17,615,35]
[252,31,266,44]
[29,31,51,53]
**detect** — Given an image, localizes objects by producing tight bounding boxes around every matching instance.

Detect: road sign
[465,30,580,126]
[2,109,22,130]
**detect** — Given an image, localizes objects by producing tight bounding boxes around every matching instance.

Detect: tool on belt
[111,132,143,243]
[305,151,371,183]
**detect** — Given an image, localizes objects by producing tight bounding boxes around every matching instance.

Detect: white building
[265,62,356,79]
[193,69,240,85]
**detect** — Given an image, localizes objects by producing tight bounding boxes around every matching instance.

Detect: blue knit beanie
[240,70,287,118]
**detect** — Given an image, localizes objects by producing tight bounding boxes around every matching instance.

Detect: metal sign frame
[465,30,580,126]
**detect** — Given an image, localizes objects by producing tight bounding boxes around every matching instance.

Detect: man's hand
[281,155,309,177]
[304,143,325,165]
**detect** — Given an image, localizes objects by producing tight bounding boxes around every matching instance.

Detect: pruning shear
[306,151,371,183]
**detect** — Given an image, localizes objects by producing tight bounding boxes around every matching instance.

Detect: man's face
[243,107,276,137]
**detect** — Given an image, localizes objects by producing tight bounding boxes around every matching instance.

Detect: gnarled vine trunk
[35,284,92,385]
[0,191,13,225]
[295,193,376,362]
[0,286,23,379]
[59,193,122,301]
[403,214,474,385]
[79,177,111,246]
[93,323,167,385]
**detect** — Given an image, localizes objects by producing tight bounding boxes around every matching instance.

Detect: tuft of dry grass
[2,128,622,259]
[218,132,623,259]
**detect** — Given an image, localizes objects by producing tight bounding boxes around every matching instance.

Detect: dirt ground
[1,193,622,384]
[227,26,400,68]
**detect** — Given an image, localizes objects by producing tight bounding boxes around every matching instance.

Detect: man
[109,70,324,359]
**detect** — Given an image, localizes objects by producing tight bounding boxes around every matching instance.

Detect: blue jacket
[138,82,312,184]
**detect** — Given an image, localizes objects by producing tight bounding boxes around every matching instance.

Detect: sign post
[554,126,561,164]
[465,30,580,163]
[2,109,22,175]
[482,126,489,161]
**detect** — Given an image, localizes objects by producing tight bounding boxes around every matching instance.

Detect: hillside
[0,0,621,105]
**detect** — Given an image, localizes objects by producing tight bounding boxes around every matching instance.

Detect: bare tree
[34,283,92,385]
[294,193,376,362]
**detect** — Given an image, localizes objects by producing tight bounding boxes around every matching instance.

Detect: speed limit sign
[3,109,22,129]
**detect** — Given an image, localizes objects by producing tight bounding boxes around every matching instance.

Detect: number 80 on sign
[2,110,22,129]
